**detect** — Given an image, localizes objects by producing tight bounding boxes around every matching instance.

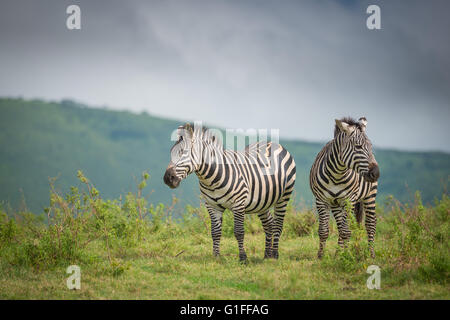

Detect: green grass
[0,234,447,299]
[0,173,448,299]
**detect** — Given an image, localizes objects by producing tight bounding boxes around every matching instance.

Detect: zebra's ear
[335,119,355,135]
[184,123,194,135]
[359,117,367,132]
[177,123,194,140]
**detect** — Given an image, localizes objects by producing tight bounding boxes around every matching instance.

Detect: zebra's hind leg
[257,210,273,259]
[316,200,330,259]
[232,206,247,262]
[272,201,288,260]
[332,206,351,252]
[206,204,224,257]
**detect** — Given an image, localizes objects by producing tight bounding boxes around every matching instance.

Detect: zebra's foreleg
[363,197,377,258]
[332,207,351,251]
[317,201,330,259]
[232,206,247,262]
[257,210,273,259]
[206,204,224,257]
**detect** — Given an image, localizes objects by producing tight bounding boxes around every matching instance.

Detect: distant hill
[0,98,448,214]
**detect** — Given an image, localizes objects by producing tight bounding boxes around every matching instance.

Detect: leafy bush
[284,206,317,238]
[0,210,18,247]
[319,193,449,285]
[381,193,449,284]
[0,171,167,274]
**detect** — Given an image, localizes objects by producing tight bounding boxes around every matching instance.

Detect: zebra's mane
[179,123,223,148]
[333,117,364,138]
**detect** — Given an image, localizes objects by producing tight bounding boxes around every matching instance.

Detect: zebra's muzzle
[365,163,380,183]
[163,167,181,189]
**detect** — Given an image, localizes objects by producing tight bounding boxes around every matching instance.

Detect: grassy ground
[0,232,447,299]
[0,174,448,299]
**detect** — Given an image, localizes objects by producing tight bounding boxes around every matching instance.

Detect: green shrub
[284,208,317,238]
[322,193,449,284]
[0,171,162,273]
[0,210,18,247]
[381,193,449,282]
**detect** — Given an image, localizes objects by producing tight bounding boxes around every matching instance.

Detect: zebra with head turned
[163,123,296,262]
[309,117,380,258]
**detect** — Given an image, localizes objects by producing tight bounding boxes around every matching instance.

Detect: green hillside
[0,98,448,214]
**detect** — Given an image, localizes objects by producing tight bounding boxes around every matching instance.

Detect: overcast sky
[0,0,449,152]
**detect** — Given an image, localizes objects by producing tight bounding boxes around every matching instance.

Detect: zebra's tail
[354,202,364,225]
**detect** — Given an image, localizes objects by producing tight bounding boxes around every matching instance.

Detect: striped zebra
[309,117,380,259]
[163,123,296,261]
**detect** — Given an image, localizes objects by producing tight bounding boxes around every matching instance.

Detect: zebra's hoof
[271,250,279,260]
[240,259,249,265]
[239,253,248,263]
[264,250,272,259]
[317,252,323,259]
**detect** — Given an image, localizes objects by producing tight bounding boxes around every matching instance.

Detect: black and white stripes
[309,117,380,258]
[164,123,296,261]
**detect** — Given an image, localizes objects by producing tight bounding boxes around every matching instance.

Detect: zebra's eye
[354,143,364,150]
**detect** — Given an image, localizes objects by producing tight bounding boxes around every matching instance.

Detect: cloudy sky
[0,0,449,152]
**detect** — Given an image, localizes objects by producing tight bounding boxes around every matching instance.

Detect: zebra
[163,123,296,261]
[309,117,380,259]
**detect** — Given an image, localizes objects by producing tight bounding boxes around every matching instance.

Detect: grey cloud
[0,0,449,151]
